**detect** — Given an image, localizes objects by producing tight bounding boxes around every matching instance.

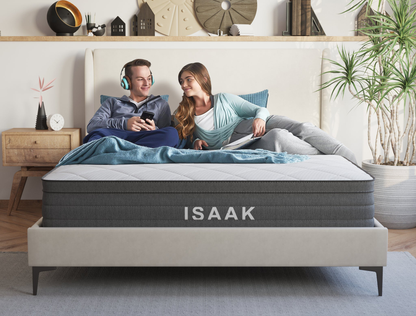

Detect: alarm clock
[47,114,64,131]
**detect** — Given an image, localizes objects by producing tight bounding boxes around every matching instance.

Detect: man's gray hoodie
[87,95,171,134]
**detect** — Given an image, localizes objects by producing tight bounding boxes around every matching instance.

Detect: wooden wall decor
[111,16,126,36]
[291,0,301,36]
[195,0,257,35]
[356,2,375,36]
[137,2,155,36]
[301,0,311,36]
[138,0,202,36]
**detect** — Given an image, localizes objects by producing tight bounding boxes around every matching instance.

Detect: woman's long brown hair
[175,62,212,140]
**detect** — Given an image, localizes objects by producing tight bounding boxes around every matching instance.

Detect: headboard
[85,48,331,133]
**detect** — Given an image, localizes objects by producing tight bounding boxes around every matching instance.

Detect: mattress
[41,155,374,228]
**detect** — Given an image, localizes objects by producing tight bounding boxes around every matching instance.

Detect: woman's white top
[194,107,215,131]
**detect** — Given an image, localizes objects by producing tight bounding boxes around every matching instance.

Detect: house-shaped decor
[356,2,375,36]
[355,3,389,36]
[137,2,155,36]
[111,16,125,36]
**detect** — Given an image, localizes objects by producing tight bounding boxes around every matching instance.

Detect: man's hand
[127,117,156,131]
[252,118,266,137]
[142,118,156,131]
[194,139,208,150]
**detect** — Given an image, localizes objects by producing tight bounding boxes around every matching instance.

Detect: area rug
[1,252,416,316]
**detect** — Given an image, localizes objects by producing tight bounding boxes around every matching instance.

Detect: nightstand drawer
[4,135,71,149]
[5,149,68,165]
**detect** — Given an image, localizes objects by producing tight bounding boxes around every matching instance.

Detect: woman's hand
[252,118,266,137]
[194,139,208,150]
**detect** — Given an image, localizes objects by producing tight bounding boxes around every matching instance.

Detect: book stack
[229,24,254,36]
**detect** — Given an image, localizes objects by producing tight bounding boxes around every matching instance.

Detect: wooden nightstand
[2,128,81,215]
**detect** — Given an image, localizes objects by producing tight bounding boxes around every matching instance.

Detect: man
[83,59,179,148]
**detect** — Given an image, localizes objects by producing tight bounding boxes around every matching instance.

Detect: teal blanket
[57,136,309,166]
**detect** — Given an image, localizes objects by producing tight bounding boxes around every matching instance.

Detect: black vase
[35,102,48,130]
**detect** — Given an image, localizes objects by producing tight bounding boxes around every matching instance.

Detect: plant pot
[362,159,416,229]
[35,102,48,130]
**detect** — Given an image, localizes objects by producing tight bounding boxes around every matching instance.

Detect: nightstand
[2,128,81,215]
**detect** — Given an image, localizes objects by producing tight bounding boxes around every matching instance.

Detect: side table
[2,128,81,215]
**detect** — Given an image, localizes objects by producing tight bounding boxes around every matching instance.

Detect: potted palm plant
[322,0,416,228]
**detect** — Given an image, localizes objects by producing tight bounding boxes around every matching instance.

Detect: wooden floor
[0,200,42,252]
[1,200,416,258]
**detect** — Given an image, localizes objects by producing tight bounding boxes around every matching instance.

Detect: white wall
[0,0,414,200]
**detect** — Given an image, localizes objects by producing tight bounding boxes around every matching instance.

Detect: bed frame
[28,48,388,296]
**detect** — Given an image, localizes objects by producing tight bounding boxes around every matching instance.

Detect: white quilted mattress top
[43,155,372,182]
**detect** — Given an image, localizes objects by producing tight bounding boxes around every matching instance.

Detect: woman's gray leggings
[230,116,357,163]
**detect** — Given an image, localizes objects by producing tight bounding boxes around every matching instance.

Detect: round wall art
[138,0,202,36]
[195,0,257,35]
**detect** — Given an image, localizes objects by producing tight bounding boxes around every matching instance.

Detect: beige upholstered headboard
[85,48,330,133]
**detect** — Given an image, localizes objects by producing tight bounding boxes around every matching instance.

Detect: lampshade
[47,1,82,36]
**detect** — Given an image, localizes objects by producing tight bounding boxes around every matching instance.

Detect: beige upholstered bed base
[28,218,387,295]
[29,218,387,267]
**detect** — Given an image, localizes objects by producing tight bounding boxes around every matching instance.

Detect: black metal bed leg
[32,267,57,295]
[359,266,383,296]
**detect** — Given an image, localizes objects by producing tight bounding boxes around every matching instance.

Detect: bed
[27,48,388,296]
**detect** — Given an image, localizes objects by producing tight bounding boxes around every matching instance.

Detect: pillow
[238,89,269,108]
[100,94,169,104]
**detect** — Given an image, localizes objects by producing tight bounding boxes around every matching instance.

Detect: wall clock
[138,0,202,36]
[47,114,65,131]
[194,0,257,35]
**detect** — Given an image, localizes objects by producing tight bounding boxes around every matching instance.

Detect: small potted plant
[31,77,55,130]
[321,0,416,228]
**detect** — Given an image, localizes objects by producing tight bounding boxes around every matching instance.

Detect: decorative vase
[35,102,48,130]
[362,160,416,229]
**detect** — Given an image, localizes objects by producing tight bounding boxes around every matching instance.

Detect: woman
[175,62,356,163]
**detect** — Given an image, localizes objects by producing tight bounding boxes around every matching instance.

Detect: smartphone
[141,111,155,122]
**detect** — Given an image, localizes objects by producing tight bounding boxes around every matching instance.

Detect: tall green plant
[322,0,416,166]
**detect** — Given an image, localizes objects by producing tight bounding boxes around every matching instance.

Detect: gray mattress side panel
[42,191,375,228]
[42,179,374,194]
[42,192,374,207]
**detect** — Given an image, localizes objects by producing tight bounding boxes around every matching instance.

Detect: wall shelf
[0,36,367,42]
